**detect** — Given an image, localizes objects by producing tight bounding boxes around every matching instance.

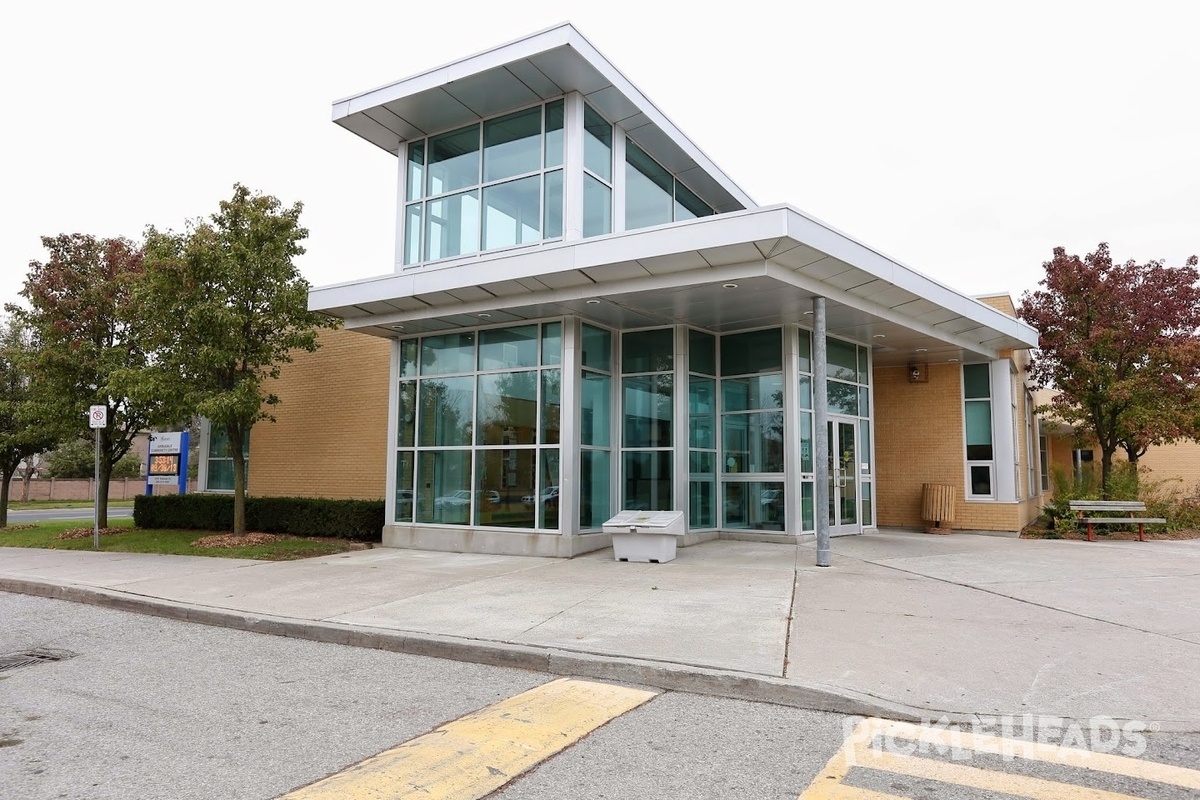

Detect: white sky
[3,1,1197,312]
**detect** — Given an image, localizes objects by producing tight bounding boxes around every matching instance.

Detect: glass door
[827,416,860,535]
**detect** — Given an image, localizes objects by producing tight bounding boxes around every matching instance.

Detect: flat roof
[331,22,753,214]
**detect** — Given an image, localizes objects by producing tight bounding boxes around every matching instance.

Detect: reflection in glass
[395,451,415,523]
[544,100,564,168]
[624,451,672,511]
[478,325,537,371]
[722,412,785,473]
[581,372,611,447]
[542,322,561,365]
[722,374,783,411]
[689,329,716,376]
[418,450,472,524]
[541,370,561,445]
[674,181,712,221]
[406,142,424,202]
[625,141,672,230]
[482,177,540,250]
[399,340,418,379]
[581,325,611,371]
[721,329,782,375]
[476,372,536,446]
[539,450,560,529]
[421,333,475,376]
[689,378,715,449]
[475,449,534,528]
[828,380,859,415]
[583,104,612,182]
[861,481,873,526]
[722,481,785,530]
[404,203,422,265]
[483,107,541,182]
[428,124,480,195]
[966,402,993,459]
[580,450,610,528]
[583,175,611,237]
[425,190,480,261]
[623,375,673,448]
[797,329,811,374]
[544,169,563,239]
[689,450,715,529]
[622,328,673,373]
[800,411,813,473]
[420,376,473,446]
[827,338,858,381]
[397,381,416,447]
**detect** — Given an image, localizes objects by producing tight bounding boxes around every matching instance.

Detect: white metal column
[559,317,580,535]
[782,325,803,538]
[673,325,690,526]
[990,359,1017,503]
[813,298,831,566]
[383,339,401,524]
[562,92,585,242]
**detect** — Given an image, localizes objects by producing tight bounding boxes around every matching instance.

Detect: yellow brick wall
[248,327,391,499]
[875,361,1035,531]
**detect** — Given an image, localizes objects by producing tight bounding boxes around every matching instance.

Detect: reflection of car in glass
[760,489,783,508]
[434,490,499,510]
[397,489,414,515]
[522,486,559,507]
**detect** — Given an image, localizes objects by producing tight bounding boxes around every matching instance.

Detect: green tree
[135,184,337,534]
[0,316,59,525]
[1019,243,1200,496]
[7,234,152,526]
[43,438,142,479]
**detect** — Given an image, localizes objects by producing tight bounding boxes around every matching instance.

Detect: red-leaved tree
[1018,243,1200,496]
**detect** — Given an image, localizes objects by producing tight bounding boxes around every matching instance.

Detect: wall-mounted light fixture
[907,360,929,383]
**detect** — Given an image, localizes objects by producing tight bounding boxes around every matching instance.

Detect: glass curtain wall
[582,104,612,238]
[964,364,994,498]
[622,328,674,511]
[720,329,785,530]
[825,337,875,527]
[394,323,562,529]
[403,100,565,265]
[688,330,717,528]
[624,141,713,230]
[580,324,613,528]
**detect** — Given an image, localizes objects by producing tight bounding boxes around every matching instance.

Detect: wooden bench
[1067,500,1166,542]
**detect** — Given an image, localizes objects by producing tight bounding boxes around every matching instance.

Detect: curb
[3,577,1196,733]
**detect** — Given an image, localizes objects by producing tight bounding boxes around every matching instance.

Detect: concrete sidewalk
[2,531,1198,730]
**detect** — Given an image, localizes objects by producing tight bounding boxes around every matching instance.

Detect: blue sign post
[145,431,189,496]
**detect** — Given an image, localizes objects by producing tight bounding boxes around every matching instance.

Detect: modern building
[202,23,1056,556]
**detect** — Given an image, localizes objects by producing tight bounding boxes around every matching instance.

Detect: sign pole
[88,404,107,551]
[94,427,100,550]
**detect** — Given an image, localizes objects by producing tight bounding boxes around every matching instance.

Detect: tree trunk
[96,442,111,529]
[0,470,12,528]
[230,424,246,536]
[21,466,32,502]
[1100,447,1115,500]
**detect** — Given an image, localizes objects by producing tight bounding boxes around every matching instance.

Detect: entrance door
[827,417,860,535]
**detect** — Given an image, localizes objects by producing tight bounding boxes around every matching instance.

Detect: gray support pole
[93,428,100,551]
[813,297,831,567]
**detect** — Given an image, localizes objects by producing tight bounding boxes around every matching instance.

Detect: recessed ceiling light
[803,310,814,316]
[478,313,491,319]
[873,334,886,339]
[948,358,959,363]
[390,325,404,330]
[915,348,927,353]
[722,283,738,289]
[586,299,601,304]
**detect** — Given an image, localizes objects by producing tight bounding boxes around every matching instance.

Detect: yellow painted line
[859,747,1145,800]
[280,677,656,800]
[869,718,1200,790]
[800,717,1200,799]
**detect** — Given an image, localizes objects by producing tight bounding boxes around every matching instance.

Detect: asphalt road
[1,593,1197,799]
[5,507,134,524]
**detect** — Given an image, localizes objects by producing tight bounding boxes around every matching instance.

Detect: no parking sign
[88,405,107,428]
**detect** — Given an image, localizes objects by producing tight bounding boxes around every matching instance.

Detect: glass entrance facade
[391,320,875,537]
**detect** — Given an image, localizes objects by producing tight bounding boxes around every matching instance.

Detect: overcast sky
[3,1,1197,313]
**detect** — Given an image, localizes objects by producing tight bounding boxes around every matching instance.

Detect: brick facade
[247,327,391,500]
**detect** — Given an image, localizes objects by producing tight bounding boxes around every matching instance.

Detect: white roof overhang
[331,22,753,215]
[309,205,1039,368]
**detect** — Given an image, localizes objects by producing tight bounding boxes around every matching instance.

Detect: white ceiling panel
[796,257,854,281]
[581,261,650,282]
[698,242,764,267]
[444,71,542,118]
[823,267,877,291]
[639,251,710,274]
[537,270,595,289]
[445,286,497,303]
[413,290,461,306]
[479,280,533,297]
[502,60,564,99]
[383,89,474,135]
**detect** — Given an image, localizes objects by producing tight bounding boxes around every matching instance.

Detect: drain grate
[0,649,77,673]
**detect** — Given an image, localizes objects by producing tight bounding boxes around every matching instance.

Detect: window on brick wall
[963,364,994,499]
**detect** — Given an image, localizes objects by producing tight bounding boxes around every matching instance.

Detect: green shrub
[133,494,383,541]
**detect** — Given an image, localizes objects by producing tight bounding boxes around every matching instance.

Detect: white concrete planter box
[603,510,686,563]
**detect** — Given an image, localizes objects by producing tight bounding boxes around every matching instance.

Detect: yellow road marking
[800,717,1200,800]
[280,677,656,800]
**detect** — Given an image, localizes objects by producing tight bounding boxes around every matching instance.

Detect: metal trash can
[602,510,686,563]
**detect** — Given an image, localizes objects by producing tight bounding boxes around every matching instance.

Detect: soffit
[311,206,1038,368]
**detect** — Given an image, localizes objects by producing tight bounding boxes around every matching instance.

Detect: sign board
[149,432,183,454]
[88,405,107,429]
